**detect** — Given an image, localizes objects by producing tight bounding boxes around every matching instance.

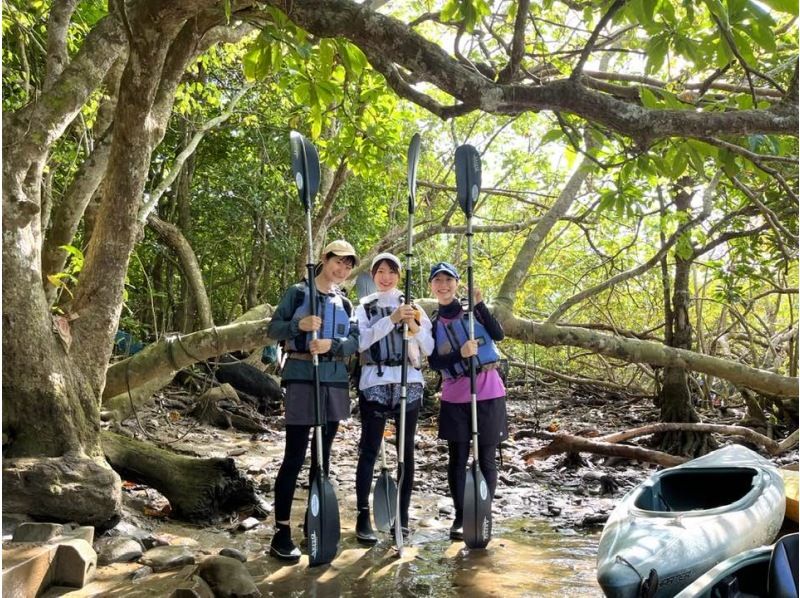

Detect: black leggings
[274,422,339,522]
[448,441,498,517]
[355,397,419,525]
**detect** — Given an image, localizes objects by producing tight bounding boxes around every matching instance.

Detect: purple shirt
[437,313,506,404]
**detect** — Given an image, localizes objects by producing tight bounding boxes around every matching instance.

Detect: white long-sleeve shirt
[355,288,434,391]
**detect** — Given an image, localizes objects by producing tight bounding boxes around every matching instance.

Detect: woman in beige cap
[266,239,360,561]
[353,252,434,543]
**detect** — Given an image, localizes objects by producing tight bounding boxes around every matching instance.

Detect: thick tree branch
[266,0,798,140]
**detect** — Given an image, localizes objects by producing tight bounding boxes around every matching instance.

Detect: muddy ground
[12,380,799,597]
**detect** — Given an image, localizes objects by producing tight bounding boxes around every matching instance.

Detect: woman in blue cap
[266,239,360,561]
[427,261,507,540]
[353,252,434,543]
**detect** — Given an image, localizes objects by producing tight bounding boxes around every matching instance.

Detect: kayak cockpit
[634,467,758,513]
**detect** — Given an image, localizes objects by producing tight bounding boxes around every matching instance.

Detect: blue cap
[428,261,460,281]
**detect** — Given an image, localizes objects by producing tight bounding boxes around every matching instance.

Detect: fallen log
[101,431,256,522]
[523,431,687,467]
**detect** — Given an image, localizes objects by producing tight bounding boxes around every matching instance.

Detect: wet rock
[95,536,144,565]
[219,547,247,562]
[140,545,195,571]
[171,575,215,598]
[546,504,562,516]
[579,512,609,527]
[198,555,261,597]
[131,565,154,581]
[237,517,260,531]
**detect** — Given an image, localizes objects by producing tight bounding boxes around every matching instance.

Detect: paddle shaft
[304,209,325,477]
[466,219,479,463]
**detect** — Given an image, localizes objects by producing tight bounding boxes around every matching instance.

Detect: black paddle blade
[289,131,321,211]
[454,144,481,218]
[463,462,491,549]
[373,468,397,532]
[407,133,421,213]
[307,474,340,566]
[303,135,321,203]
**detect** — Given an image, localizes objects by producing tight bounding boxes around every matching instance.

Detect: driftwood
[523,425,798,467]
[101,431,257,522]
[190,384,268,434]
[523,432,687,467]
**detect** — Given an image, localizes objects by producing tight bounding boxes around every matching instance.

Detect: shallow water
[248,517,601,597]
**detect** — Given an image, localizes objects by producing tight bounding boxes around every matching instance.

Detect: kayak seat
[767,533,798,598]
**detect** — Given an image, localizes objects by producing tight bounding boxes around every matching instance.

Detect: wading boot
[356,508,378,545]
[269,523,301,562]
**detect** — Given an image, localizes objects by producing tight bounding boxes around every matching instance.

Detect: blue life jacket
[433,311,499,380]
[359,298,407,375]
[285,282,351,352]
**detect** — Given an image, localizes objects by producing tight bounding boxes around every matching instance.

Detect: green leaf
[675,234,694,260]
[640,87,661,108]
[671,148,688,178]
[741,21,775,53]
[541,129,564,144]
[441,0,461,22]
[757,0,798,16]
[645,34,669,75]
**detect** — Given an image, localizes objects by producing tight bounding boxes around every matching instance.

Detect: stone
[237,517,259,531]
[140,545,195,571]
[95,536,144,565]
[219,547,247,562]
[171,575,216,598]
[53,538,97,587]
[131,565,154,581]
[198,556,260,598]
[12,522,63,543]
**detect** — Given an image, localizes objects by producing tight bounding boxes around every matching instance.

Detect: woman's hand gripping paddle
[455,144,492,550]
[290,131,340,566]
[394,133,421,556]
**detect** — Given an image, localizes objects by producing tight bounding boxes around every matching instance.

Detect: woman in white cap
[266,239,360,561]
[353,252,434,543]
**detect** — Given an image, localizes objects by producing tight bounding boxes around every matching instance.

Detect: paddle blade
[463,462,491,549]
[355,270,377,300]
[303,136,321,203]
[373,468,397,532]
[407,133,421,213]
[289,131,321,211]
[454,144,481,218]
[307,473,340,566]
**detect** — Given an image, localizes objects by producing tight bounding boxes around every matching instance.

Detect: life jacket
[433,310,499,380]
[359,297,409,376]
[285,281,352,352]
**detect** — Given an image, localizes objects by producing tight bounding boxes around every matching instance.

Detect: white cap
[370,252,402,272]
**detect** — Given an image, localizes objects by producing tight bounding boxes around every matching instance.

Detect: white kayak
[675,532,798,597]
[596,444,785,597]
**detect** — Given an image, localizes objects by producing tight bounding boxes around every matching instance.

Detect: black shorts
[438,396,508,443]
[284,382,351,425]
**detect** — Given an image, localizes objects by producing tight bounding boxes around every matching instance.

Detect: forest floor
[13,381,799,597]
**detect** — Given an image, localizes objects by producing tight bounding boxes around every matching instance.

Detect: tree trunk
[657,183,713,456]
[148,214,214,330]
[101,431,257,522]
